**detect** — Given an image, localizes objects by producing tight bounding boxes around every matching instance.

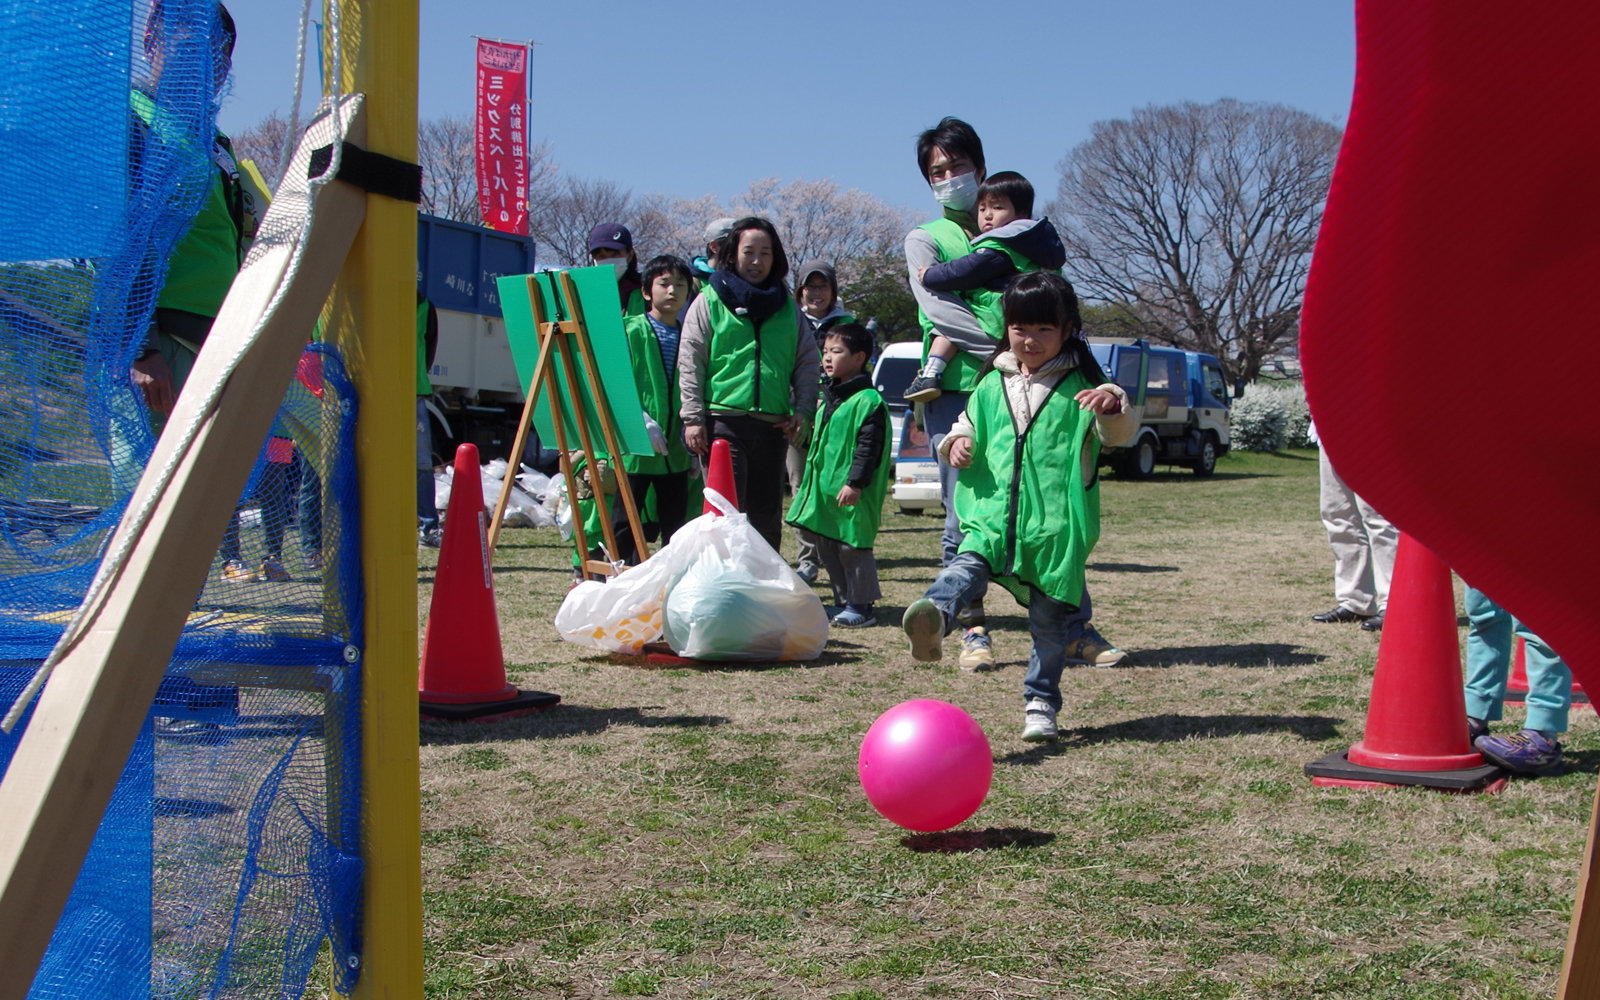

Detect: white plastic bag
[553,542,677,654]
[661,490,828,661]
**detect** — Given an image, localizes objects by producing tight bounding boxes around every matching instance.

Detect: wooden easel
[486,270,649,579]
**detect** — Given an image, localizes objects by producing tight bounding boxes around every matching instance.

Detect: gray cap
[704,217,739,243]
[796,259,838,291]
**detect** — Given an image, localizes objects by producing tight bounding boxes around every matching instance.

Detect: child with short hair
[904,171,1066,403]
[785,322,891,628]
[902,272,1138,739]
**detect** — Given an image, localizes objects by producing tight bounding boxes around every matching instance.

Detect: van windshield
[873,356,921,407]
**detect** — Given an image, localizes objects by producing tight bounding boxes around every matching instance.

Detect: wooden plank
[485,315,559,555]
[1558,780,1600,999]
[0,97,370,999]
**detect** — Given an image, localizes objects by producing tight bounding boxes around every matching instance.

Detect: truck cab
[1087,338,1231,477]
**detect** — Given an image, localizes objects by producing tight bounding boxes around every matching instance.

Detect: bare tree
[731,177,914,269]
[1049,99,1341,383]
[527,176,640,265]
[417,115,555,227]
[629,192,723,264]
[231,110,290,190]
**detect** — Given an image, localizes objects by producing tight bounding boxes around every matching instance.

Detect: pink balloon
[858,699,993,832]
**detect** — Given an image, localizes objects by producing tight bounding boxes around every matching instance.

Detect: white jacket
[937,350,1138,485]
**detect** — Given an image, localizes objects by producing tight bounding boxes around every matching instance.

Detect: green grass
[412,449,1593,998]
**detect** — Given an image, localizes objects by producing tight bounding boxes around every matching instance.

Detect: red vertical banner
[474,39,528,234]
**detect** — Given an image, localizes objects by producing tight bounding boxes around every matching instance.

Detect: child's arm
[677,296,713,454]
[936,409,978,468]
[836,402,889,506]
[919,247,1017,293]
[1078,383,1139,448]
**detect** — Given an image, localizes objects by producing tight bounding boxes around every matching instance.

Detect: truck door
[1143,352,1186,424]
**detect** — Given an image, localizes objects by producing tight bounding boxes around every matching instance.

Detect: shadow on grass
[900,827,1056,853]
[1087,562,1180,574]
[1133,643,1326,668]
[1546,749,1600,777]
[420,705,729,744]
[1108,471,1268,483]
[585,650,844,672]
[997,713,1344,765]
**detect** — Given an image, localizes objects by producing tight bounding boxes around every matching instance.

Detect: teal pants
[1463,586,1571,734]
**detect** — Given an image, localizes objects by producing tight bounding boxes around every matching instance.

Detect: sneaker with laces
[903,373,943,403]
[958,626,995,672]
[258,558,292,583]
[222,559,256,583]
[1476,729,1563,774]
[902,598,944,662]
[832,605,877,628]
[795,562,820,584]
[419,526,443,548]
[1022,698,1058,742]
[1064,633,1130,667]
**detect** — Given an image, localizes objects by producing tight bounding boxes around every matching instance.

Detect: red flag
[474,39,528,234]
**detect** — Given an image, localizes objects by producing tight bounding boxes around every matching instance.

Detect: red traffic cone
[702,437,738,515]
[1306,533,1505,792]
[1504,633,1590,707]
[419,443,559,722]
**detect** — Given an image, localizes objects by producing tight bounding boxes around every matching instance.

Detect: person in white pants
[1311,422,1398,631]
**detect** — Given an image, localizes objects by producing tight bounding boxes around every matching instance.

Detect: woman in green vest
[587,222,647,316]
[677,217,820,550]
[900,273,1139,742]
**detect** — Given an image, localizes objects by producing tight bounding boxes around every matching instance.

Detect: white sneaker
[1022,699,1058,742]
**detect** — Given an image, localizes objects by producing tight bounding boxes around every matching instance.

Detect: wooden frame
[487,271,649,578]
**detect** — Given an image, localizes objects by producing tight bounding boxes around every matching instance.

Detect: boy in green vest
[902,273,1138,741]
[785,323,891,628]
[904,171,1065,403]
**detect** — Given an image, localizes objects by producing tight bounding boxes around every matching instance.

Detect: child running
[784,323,891,628]
[902,272,1138,740]
[904,171,1066,403]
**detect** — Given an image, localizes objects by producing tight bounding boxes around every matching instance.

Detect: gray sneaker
[1022,699,1058,742]
[795,562,820,584]
[902,598,945,662]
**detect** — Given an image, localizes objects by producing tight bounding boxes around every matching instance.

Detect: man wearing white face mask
[902,117,1129,672]
[588,222,647,316]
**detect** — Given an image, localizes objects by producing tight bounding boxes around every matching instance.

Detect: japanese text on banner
[474,39,528,234]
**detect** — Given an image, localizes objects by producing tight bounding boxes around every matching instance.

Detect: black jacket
[820,373,888,489]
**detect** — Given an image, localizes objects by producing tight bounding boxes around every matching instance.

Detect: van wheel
[1119,437,1157,479]
[1194,434,1218,477]
[897,505,920,517]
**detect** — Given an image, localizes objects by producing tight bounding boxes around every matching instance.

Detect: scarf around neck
[709,269,789,325]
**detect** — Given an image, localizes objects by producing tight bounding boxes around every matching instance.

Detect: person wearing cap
[789,260,855,582]
[678,217,820,550]
[587,222,647,316]
[691,217,738,286]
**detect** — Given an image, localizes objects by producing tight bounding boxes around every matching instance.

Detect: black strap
[309,142,422,203]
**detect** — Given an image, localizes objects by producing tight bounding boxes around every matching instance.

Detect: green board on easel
[498,265,652,458]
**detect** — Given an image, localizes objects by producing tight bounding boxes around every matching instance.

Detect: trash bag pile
[436,458,559,529]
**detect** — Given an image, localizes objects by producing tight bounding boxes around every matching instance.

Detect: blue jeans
[1463,586,1570,734]
[922,552,1093,711]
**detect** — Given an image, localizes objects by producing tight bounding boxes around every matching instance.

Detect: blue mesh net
[0,1,365,997]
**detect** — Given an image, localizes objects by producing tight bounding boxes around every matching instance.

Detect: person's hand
[917,266,930,284]
[836,484,861,507]
[131,352,176,414]
[947,436,974,468]
[684,424,709,455]
[1075,388,1122,415]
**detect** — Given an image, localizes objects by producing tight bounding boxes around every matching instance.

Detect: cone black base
[1304,750,1507,791]
[421,689,560,723]
[1506,688,1590,705]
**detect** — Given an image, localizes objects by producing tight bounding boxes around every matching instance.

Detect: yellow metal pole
[330,0,423,996]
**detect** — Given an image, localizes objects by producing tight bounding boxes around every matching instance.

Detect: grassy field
[415,449,1595,999]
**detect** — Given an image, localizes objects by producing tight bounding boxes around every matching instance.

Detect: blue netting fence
[0,0,365,996]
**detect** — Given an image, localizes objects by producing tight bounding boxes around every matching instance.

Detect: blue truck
[1087,338,1232,478]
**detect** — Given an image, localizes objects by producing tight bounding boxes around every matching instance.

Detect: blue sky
[219,0,1355,213]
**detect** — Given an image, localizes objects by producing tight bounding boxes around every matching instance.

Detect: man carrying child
[785,323,891,629]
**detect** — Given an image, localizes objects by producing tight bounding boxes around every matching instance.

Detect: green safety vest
[916,215,992,393]
[621,314,691,476]
[625,287,647,317]
[416,299,434,395]
[704,287,800,417]
[132,91,245,319]
[955,366,1102,607]
[785,383,892,549]
[963,234,1045,342]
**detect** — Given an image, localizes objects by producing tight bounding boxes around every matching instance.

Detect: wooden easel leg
[553,337,624,564]
[1559,777,1600,998]
[539,361,591,581]
[485,325,557,555]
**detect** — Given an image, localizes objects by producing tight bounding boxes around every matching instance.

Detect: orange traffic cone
[1306,533,1506,792]
[702,438,737,515]
[419,443,559,722]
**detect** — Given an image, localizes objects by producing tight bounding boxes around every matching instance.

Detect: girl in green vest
[678,217,820,550]
[785,323,890,628]
[901,272,1138,742]
[905,171,1066,403]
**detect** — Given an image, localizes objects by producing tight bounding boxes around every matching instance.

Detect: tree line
[232,98,1342,384]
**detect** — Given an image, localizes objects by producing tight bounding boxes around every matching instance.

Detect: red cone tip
[703,438,737,515]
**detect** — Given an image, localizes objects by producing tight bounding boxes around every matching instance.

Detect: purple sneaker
[1476,729,1562,774]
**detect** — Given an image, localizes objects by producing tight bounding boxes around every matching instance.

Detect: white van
[871,342,942,514]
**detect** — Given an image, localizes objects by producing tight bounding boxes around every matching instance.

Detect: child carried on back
[902,272,1138,741]
[905,171,1066,403]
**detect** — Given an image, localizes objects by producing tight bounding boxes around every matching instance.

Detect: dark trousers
[609,470,690,564]
[711,414,788,550]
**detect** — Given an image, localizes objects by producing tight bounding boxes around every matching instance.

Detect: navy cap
[587,222,633,254]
